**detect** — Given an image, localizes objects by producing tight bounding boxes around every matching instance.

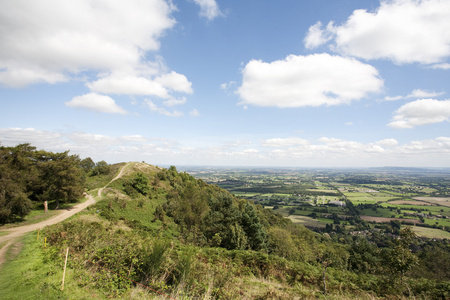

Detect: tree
[241,203,267,251]
[385,227,418,283]
[80,157,95,173]
[91,160,111,176]
[37,151,85,209]
[0,144,35,223]
[349,237,381,274]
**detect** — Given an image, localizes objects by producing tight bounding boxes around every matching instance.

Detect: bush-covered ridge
[1,156,450,299]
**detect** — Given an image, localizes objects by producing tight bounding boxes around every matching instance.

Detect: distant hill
[368,166,450,174]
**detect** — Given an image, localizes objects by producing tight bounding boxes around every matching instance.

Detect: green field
[408,226,450,239]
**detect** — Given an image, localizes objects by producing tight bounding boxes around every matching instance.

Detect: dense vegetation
[1,147,449,299]
[0,144,89,223]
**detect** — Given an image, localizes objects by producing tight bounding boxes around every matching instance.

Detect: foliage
[35,150,85,209]
[91,160,111,176]
[0,144,85,222]
[2,160,450,299]
[384,227,419,283]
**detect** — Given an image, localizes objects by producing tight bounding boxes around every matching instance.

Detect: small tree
[131,172,150,195]
[91,160,111,176]
[386,227,418,283]
[80,157,95,173]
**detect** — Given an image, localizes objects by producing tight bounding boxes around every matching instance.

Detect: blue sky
[1,0,450,167]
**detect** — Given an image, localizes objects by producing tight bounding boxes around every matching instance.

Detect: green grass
[0,233,110,300]
[407,226,450,239]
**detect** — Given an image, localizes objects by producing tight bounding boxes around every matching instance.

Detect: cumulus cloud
[0,0,176,87]
[87,73,170,98]
[154,71,193,94]
[237,53,383,108]
[192,0,222,20]
[388,99,450,128]
[65,93,128,114]
[0,1,197,115]
[304,21,334,49]
[305,0,450,65]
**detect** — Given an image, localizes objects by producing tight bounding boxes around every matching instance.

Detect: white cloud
[398,137,450,154]
[384,95,404,101]
[406,89,444,99]
[376,139,398,147]
[237,53,383,108]
[192,0,222,20]
[65,93,128,114]
[87,73,169,97]
[388,99,450,128]
[0,0,177,87]
[430,63,450,70]
[384,89,444,101]
[145,100,183,117]
[155,71,193,94]
[189,109,200,117]
[163,97,187,107]
[220,81,236,90]
[306,0,450,65]
[0,128,63,148]
[304,21,334,49]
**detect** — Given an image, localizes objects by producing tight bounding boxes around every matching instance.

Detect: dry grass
[389,200,434,206]
[408,225,450,239]
[413,197,450,207]
[360,216,420,224]
[288,215,326,227]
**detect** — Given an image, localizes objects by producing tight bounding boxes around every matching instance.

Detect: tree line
[0,143,109,223]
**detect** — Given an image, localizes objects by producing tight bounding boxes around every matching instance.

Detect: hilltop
[0,157,449,299]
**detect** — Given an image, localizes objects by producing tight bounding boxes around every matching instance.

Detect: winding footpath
[0,162,132,267]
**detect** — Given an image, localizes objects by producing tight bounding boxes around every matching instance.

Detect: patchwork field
[184,166,450,238]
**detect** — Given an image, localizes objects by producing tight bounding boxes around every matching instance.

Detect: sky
[1,0,450,168]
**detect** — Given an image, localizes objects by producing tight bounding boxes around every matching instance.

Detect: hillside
[0,161,449,299]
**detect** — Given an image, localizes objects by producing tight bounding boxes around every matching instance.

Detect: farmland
[181,166,450,239]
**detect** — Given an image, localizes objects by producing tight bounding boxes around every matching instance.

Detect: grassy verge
[0,232,106,300]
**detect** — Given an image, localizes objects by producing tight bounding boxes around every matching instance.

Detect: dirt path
[0,162,132,267]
